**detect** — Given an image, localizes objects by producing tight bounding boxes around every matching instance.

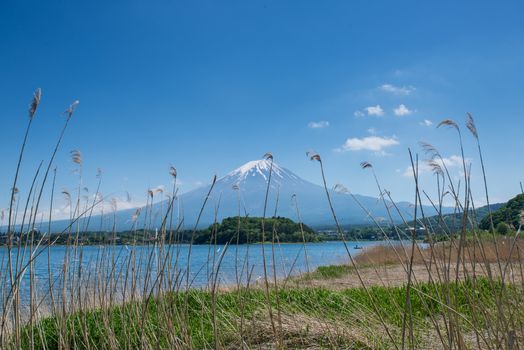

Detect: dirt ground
[290,260,524,290]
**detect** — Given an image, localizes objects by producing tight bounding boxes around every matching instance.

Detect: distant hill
[190,216,319,244]
[479,194,524,230]
[420,203,505,232]
[407,195,523,233]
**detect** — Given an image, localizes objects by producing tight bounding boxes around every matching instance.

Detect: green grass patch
[303,264,356,279]
[16,278,522,349]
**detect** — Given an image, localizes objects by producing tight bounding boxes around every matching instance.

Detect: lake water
[0,240,404,309]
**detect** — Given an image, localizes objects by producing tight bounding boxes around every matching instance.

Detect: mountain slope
[403,202,505,233]
[479,194,524,230]
[46,159,452,232]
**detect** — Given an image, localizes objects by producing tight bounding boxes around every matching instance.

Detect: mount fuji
[49,159,449,232]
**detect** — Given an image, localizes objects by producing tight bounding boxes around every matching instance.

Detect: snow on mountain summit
[234,159,275,176]
[221,159,301,184]
[226,159,280,179]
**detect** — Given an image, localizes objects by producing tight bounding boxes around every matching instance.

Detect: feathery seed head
[427,160,444,176]
[29,88,42,119]
[132,208,141,222]
[62,189,71,204]
[64,100,80,120]
[437,119,459,131]
[10,188,19,205]
[360,161,373,169]
[466,112,478,139]
[419,141,440,159]
[263,152,273,160]
[333,183,349,194]
[110,198,117,211]
[306,151,321,162]
[169,166,177,178]
[70,150,82,165]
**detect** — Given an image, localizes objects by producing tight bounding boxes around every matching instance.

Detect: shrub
[496,222,511,235]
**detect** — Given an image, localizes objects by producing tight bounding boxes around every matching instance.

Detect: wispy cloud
[393,104,413,116]
[354,110,365,117]
[420,119,433,127]
[367,127,377,135]
[337,136,399,153]
[365,105,384,116]
[308,120,329,129]
[403,155,468,177]
[379,84,415,95]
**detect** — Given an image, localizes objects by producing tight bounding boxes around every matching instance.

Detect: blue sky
[1,0,523,217]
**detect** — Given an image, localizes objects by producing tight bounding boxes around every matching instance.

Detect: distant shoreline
[0,239,388,248]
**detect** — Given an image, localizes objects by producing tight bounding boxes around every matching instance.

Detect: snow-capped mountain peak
[222,159,292,183]
[42,158,449,231]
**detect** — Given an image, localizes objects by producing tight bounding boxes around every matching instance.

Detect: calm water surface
[0,241,407,308]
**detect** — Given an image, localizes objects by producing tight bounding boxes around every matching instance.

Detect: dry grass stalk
[1,92,523,349]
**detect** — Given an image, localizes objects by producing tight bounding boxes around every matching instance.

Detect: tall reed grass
[0,91,522,349]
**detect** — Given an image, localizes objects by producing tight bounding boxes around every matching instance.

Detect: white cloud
[441,155,467,168]
[367,127,377,135]
[402,155,468,177]
[393,104,413,116]
[365,105,384,116]
[337,136,399,152]
[354,110,365,117]
[379,84,415,95]
[308,121,329,129]
[420,119,433,126]
[403,164,427,177]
